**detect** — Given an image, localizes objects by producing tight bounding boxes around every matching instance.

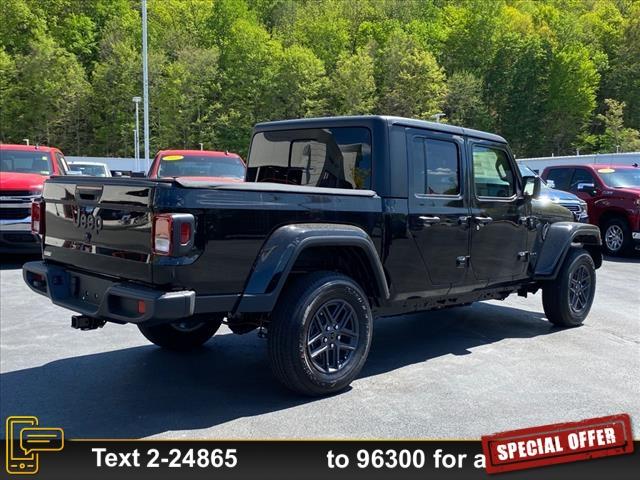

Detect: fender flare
[534,222,602,280]
[235,223,389,313]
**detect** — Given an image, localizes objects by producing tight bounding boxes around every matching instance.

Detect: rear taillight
[31,200,45,235]
[180,222,191,245]
[152,213,194,256]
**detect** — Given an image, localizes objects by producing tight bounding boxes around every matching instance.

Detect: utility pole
[141,0,150,171]
[133,96,141,171]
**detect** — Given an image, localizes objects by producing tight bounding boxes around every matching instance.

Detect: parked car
[0,144,70,253]
[24,116,602,396]
[148,149,245,182]
[518,164,588,223]
[541,164,640,255]
[69,161,111,177]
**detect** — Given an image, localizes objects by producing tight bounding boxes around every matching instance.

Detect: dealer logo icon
[5,416,64,475]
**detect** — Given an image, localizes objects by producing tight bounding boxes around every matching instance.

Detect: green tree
[444,71,492,130]
[326,47,376,116]
[7,34,90,153]
[376,30,447,119]
[267,44,326,120]
[0,48,18,142]
[607,2,640,129]
[546,45,599,154]
[594,99,640,153]
[215,18,280,154]
[154,46,221,150]
[281,0,351,70]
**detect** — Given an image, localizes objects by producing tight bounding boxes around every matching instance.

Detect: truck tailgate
[42,177,161,283]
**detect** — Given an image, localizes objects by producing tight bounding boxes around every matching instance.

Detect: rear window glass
[0,150,51,175]
[72,164,108,176]
[247,127,372,189]
[158,154,245,179]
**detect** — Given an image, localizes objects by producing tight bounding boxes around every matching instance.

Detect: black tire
[268,271,373,396]
[602,218,631,256]
[542,249,596,327]
[138,314,224,350]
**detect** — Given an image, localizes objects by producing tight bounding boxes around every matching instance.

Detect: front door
[406,128,471,293]
[468,141,529,283]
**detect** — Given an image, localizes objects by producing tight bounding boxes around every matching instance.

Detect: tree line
[1,0,639,160]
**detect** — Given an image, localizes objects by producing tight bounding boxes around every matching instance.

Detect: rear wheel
[138,314,224,350]
[542,249,596,327]
[602,218,631,256]
[268,271,373,396]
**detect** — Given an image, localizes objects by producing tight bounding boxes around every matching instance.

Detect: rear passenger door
[406,128,471,290]
[468,141,529,283]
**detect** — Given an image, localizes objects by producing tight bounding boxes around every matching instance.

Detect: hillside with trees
[1,0,639,159]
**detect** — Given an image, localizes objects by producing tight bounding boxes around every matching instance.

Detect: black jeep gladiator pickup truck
[24,116,602,396]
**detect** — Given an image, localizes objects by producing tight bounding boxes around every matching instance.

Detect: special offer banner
[3,415,638,480]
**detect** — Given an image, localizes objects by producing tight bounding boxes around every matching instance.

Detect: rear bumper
[23,261,239,324]
[0,217,40,253]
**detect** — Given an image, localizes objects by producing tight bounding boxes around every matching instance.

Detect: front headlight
[579,200,588,214]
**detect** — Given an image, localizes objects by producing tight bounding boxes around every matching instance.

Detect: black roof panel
[254,115,507,143]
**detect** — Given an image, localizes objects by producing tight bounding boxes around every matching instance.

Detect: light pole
[141,0,150,171]
[132,96,141,171]
[431,113,446,123]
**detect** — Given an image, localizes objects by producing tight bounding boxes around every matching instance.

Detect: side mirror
[546,179,555,189]
[577,183,597,196]
[523,175,541,198]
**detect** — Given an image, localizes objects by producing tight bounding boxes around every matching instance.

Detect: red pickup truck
[0,144,70,252]
[542,164,640,255]
[147,149,245,182]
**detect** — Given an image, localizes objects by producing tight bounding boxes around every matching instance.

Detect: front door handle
[419,216,441,225]
[474,216,493,225]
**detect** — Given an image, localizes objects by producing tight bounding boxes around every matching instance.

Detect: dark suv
[24,116,602,396]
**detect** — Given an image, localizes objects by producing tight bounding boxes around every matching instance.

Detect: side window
[569,168,596,191]
[411,137,460,195]
[472,145,516,198]
[545,168,572,190]
[55,152,69,174]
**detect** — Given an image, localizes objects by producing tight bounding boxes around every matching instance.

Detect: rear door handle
[474,216,493,225]
[419,216,441,225]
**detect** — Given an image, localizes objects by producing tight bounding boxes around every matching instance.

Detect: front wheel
[138,314,224,350]
[268,272,373,396]
[542,249,596,327]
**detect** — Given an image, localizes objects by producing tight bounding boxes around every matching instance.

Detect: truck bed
[41,176,383,295]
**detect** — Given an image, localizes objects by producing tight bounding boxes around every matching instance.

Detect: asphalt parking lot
[1,254,638,440]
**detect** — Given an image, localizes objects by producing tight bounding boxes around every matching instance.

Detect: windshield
[0,150,51,175]
[72,164,108,177]
[597,168,640,188]
[157,154,245,179]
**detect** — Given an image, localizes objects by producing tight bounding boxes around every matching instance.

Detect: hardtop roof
[254,115,507,143]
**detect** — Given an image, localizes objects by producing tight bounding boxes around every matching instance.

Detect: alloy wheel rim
[568,265,591,314]
[306,299,359,374]
[605,225,623,252]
